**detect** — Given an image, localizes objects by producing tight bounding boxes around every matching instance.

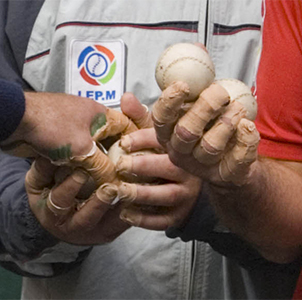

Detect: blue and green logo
[78,45,116,86]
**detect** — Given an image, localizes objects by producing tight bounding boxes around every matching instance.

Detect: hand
[25,157,130,245]
[152,81,260,186]
[117,127,202,230]
[1,92,138,186]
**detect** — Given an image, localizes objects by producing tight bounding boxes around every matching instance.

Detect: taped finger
[25,157,57,193]
[219,118,260,185]
[118,183,138,203]
[118,182,194,207]
[120,207,173,230]
[46,189,73,216]
[92,108,138,141]
[116,153,183,183]
[119,206,143,227]
[152,81,190,145]
[96,183,120,205]
[170,82,230,154]
[51,169,89,212]
[70,183,118,230]
[72,142,119,186]
[193,101,246,165]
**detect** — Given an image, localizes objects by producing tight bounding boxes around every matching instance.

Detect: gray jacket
[0,0,300,299]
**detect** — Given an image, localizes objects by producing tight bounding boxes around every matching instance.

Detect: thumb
[121,93,153,129]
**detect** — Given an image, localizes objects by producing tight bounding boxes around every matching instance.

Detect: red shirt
[255,0,302,161]
[255,1,302,298]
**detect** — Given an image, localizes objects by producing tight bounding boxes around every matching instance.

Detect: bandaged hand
[152,42,260,186]
[152,81,260,186]
[72,92,152,188]
[1,92,139,186]
[24,93,153,241]
[25,157,130,245]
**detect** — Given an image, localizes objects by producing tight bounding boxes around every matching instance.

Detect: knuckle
[75,141,94,157]
[164,160,177,174]
[175,124,199,143]
[168,190,179,206]
[71,218,95,232]
[167,150,182,168]
[171,214,183,227]
[164,214,177,229]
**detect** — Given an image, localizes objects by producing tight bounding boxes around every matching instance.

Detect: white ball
[215,79,257,121]
[155,43,215,102]
[107,140,158,183]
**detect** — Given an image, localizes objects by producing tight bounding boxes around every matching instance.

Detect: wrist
[18,92,40,141]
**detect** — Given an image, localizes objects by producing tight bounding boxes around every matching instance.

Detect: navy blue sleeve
[0,0,44,141]
[0,0,90,278]
[166,182,302,272]
[0,153,58,261]
[0,79,25,141]
[0,152,93,278]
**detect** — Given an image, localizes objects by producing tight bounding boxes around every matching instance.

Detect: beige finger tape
[96,183,118,205]
[72,142,119,186]
[193,101,246,165]
[25,160,43,193]
[219,118,260,186]
[93,108,138,141]
[118,182,137,203]
[152,81,190,143]
[171,83,230,154]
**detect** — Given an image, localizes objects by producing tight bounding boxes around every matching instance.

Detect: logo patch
[78,45,116,85]
[69,40,125,107]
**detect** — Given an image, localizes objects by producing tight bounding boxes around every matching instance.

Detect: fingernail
[142,104,149,113]
[72,169,89,184]
[120,135,132,153]
[116,155,133,176]
[118,182,137,202]
[120,209,141,226]
[96,183,118,205]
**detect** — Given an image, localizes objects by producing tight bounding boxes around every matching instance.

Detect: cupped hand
[117,127,202,230]
[26,157,130,245]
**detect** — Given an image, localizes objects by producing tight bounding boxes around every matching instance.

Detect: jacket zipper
[187,2,210,299]
[187,240,198,299]
[204,0,210,46]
